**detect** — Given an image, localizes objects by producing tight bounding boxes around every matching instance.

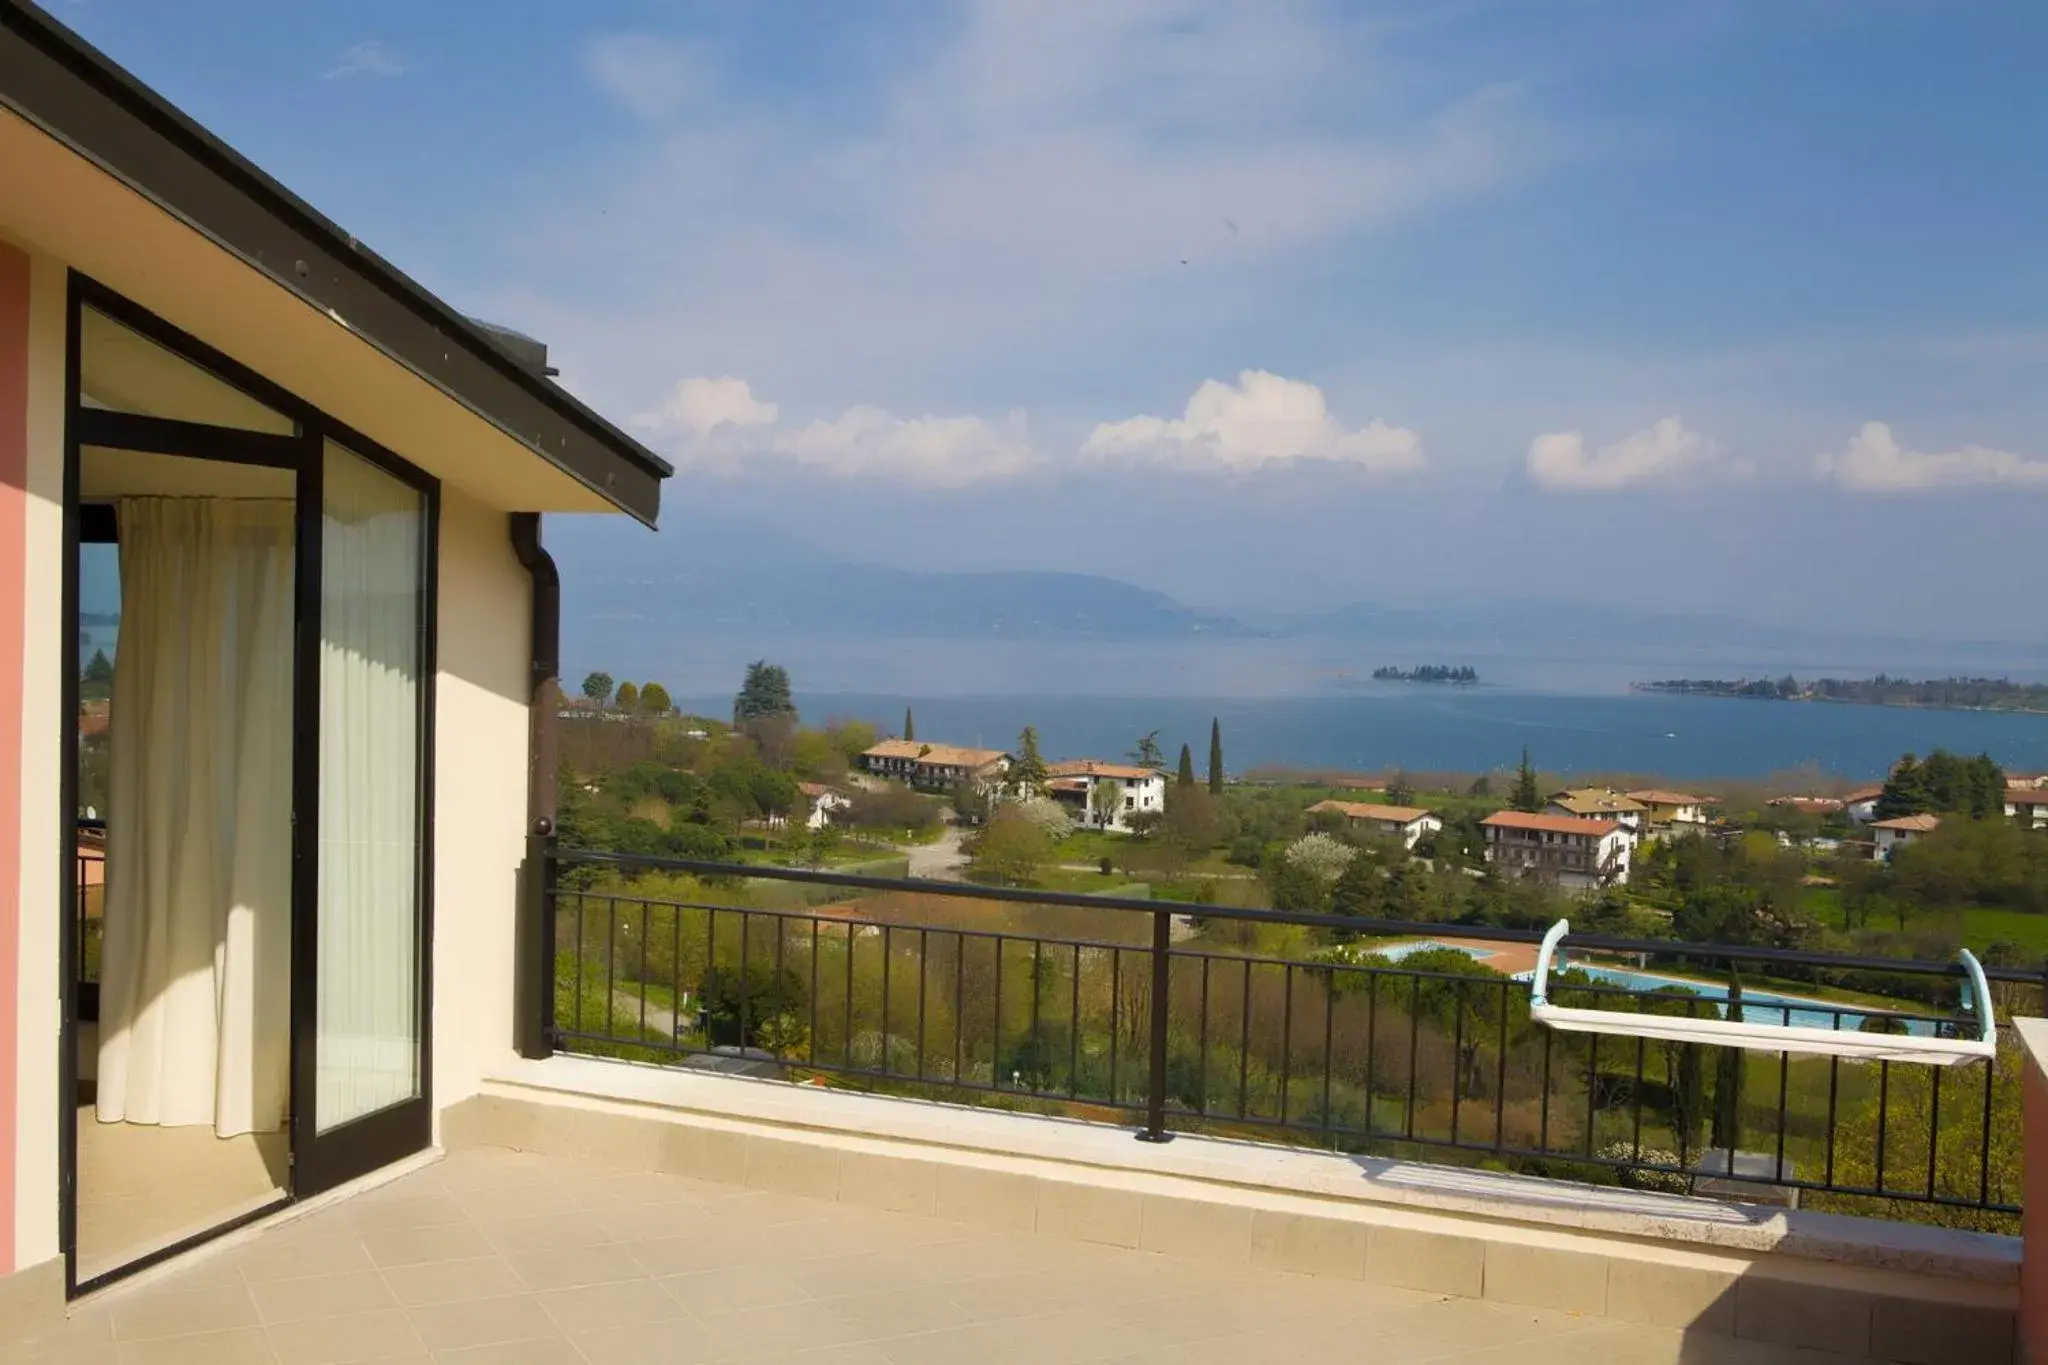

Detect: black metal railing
[538,847,2043,1223]
[77,816,105,1019]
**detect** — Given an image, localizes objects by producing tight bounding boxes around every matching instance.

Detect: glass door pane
[316,443,428,1131]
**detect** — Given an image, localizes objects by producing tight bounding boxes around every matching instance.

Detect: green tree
[1129,731,1165,769]
[1385,769,1415,807]
[1208,718,1224,795]
[1012,726,1049,792]
[734,661,796,723]
[1512,748,1542,813]
[82,649,115,698]
[639,682,672,714]
[968,808,1053,886]
[580,671,614,705]
[1402,947,1530,1097]
[1176,744,1196,787]
[903,707,915,742]
[615,680,640,711]
[1090,777,1124,829]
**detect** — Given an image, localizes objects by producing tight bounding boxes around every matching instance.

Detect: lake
[680,686,2048,782]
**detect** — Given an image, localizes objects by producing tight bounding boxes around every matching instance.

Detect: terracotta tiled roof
[1840,785,1885,805]
[1482,811,1621,837]
[863,740,1008,768]
[1046,760,1158,781]
[1548,789,1647,816]
[2005,790,2048,807]
[1308,800,1435,825]
[1626,789,1710,806]
[1871,813,1940,832]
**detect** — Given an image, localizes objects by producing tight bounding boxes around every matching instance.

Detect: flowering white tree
[1011,796,1074,840]
[1285,832,1356,882]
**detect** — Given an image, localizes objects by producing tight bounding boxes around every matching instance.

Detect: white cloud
[582,34,708,123]
[634,376,778,439]
[1082,371,1425,476]
[1525,417,1740,491]
[1814,421,2048,492]
[635,377,1035,487]
[323,41,405,81]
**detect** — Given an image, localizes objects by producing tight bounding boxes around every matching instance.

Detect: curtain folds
[96,497,294,1137]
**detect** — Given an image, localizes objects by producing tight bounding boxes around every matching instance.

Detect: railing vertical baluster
[1197,956,1210,1116]
[738,911,751,1054]
[604,897,619,1041]
[1364,972,1378,1137]
[1824,1026,1840,1189]
[808,920,819,1065]
[1405,975,1420,1140]
[1979,1040,1997,1208]
[1585,1034,1599,1157]
[1538,1023,1552,1152]
[672,899,684,1048]
[1449,980,1464,1143]
[1238,959,1252,1119]
[1031,940,1044,1090]
[706,908,716,1047]
[1876,1060,1892,1192]
[1926,1066,1943,1200]
[1107,947,1120,1106]
[1138,910,1172,1143]
[1069,944,1082,1098]
[879,924,892,1076]
[638,902,650,1041]
[993,935,1005,1089]
[773,915,786,1056]
[1321,969,1335,1145]
[1773,1048,1789,1186]
[572,891,585,1037]
[1631,1036,1646,1163]
[1279,964,1294,1129]
[916,929,928,1080]
[955,932,967,1084]
[844,920,855,1070]
[1494,979,1509,1152]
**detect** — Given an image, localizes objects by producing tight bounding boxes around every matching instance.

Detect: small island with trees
[1372,664,1478,684]
[1635,674,2048,714]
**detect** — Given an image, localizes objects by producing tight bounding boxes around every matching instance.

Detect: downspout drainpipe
[510,512,558,1058]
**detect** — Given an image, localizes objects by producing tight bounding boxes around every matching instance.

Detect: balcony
[31,851,2036,1363]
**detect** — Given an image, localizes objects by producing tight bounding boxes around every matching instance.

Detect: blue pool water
[1377,940,1496,963]
[1537,964,1938,1037]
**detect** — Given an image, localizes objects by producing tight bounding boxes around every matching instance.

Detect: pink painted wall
[0,242,28,1276]
[2027,1063,2048,1365]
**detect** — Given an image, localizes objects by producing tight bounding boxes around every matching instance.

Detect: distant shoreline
[1634,676,2048,717]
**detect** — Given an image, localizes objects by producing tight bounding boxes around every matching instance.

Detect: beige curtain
[97,497,294,1137]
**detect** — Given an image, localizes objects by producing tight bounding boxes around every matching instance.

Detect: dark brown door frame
[58,271,442,1295]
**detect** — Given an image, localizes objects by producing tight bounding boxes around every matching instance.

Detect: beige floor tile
[236,1234,376,1284]
[248,1270,399,1324]
[503,1242,647,1291]
[659,1265,817,1316]
[404,1293,561,1353]
[534,1277,689,1334]
[359,1224,496,1269]
[265,1307,426,1365]
[692,1300,873,1359]
[340,1192,468,1234]
[812,1286,971,1341]
[380,1255,527,1307]
[473,1212,616,1256]
[107,1284,261,1341]
[569,1317,719,1365]
[110,1325,278,1365]
[431,1338,588,1365]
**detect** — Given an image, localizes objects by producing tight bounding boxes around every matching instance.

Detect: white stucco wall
[12,249,65,1277]
[428,489,532,1133]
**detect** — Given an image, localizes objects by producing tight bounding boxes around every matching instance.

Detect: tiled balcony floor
[19,1147,1881,1365]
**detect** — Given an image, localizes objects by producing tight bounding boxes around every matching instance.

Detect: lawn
[1957,907,2048,956]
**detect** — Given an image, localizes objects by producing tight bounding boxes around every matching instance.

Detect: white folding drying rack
[1527,919,1998,1066]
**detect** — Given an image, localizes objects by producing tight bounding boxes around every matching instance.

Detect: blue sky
[55,0,2048,638]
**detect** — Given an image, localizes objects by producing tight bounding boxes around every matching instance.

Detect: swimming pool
[1519,963,1936,1036]
[1375,940,1496,963]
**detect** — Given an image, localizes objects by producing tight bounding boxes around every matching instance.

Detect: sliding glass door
[293,441,436,1193]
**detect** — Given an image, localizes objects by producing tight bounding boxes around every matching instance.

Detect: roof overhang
[0,0,670,524]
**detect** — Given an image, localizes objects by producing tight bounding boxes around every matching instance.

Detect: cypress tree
[1208,718,1224,795]
[1711,976,1746,1152]
[1512,747,1542,813]
[1177,743,1196,787]
[903,708,915,742]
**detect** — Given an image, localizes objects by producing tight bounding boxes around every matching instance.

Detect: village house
[1872,812,1940,860]
[1481,811,1632,889]
[1044,760,1166,834]
[1626,788,1713,839]
[798,781,852,830]
[1545,788,1647,839]
[2006,789,2048,832]
[1306,799,1443,850]
[1840,784,1885,825]
[859,739,1010,792]
[1769,794,1846,815]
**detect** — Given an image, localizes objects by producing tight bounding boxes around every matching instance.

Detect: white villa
[1045,760,1167,834]
[1307,800,1442,850]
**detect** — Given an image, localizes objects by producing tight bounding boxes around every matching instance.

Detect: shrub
[1284,832,1356,882]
